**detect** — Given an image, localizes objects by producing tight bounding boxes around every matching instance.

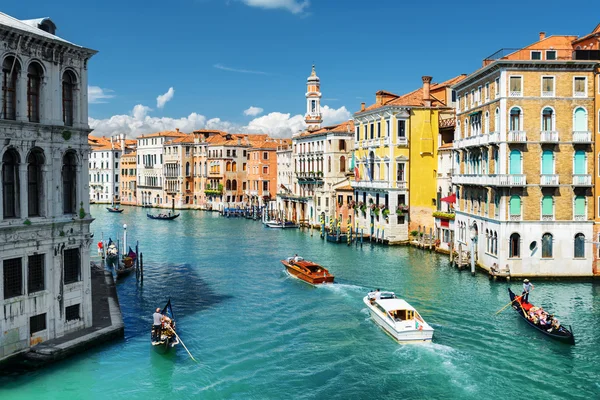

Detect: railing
[497,174,526,186]
[452,174,526,186]
[574,214,586,221]
[396,181,407,189]
[509,91,522,97]
[509,214,521,221]
[541,91,554,97]
[572,174,592,186]
[540,131,559,142]
[540,174,559,186]
[507,131,526,142]
[383,137,390,146]
[574,91,586,98]
[454,132,500,148]
[541,214,554,221]
[572,131,591,142]
[397,137,408,146]
[351,180,389,189]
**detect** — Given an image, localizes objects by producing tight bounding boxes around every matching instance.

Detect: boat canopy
[377,298,416,312]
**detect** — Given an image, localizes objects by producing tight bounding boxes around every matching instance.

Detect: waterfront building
[275,140,293,213]
[0,13,96,360]
[135,129,186,207]
[352,75,463,243]
[246,138,279,207]
[452,29,600,276]
[119,151,137,205]
[163,134,195,209]
[88,134,127,204]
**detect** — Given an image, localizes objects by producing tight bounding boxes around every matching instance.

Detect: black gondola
[508,288,575,344]
[147,213,180,220]
[106,207,124,213]
[151,299,179,353]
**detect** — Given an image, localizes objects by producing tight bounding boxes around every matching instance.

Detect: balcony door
[574,150,586,175]
[573,107,586,132]
[509,150,521,174]
[541,150,553,174]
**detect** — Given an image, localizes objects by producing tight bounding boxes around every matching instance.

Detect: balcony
[572,174,592,186]
[452,174,526,186]
[383,137,390,146]
[539,131,559,142]
[509,214,521,221]
[397,137,408,146]
[507,131,527,142]
[574,214,586,221]
[395,181,407,190]
[541,214,554,221]
[572,131,592,143]
[453,132,500,148]
[496,174,526,186]
[351,180,389,190]
[540,174,559,186]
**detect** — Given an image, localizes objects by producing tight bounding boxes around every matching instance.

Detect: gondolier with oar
[522,279,534,303]
[152,308,162,341]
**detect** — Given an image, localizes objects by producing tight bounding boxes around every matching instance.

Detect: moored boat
[363,291,434,343]
[116,247,137,279]
[147,212,180,220]
[508,288,574,344]
[106,207,124,213]
[151,299,179,353]
[105,240,119,268]
[281,257,334,285]
[266,220,298,229]
[326,232,348,243]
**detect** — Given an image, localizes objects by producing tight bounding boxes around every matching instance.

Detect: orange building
[246,139,279,206]
[120,152,137,205]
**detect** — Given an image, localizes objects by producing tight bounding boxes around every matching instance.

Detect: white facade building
[89,135,125,204]
[0,13,96,360]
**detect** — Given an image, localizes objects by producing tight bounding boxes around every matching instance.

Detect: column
[19,163,28,218]
[76,164,83,216]
[16,70,27,122]
[42,165,50,217]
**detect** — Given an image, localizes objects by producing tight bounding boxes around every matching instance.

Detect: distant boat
[151,299,179,353]
[147,213,180,220]
[106,207,124,213]
[363,291,434,343]
[266,221,298,229]
[281,257,334,285]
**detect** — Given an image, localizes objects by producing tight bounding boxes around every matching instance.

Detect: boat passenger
[293,254,300,262]
[522,279,534,303]
[374,288,381,300]
[152,308,162,340]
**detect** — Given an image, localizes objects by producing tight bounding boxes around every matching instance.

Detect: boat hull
[106,208,124,213]
[281,260,334,285]
[147,213,180,220]
[363,297,434,343]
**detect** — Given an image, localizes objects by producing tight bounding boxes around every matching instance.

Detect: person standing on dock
[152,308,163,340]
[522,279,534,303]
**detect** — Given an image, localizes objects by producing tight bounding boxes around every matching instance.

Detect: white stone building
[276,142,293,201]
[89,134,125,204]
[0,13,96,361]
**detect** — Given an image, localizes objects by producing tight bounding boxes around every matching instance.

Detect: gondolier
[522,279,534,303]
[152,308,162,340]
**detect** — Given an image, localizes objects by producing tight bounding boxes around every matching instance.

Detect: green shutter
[510,150,521,174]
[510,196,521,215]
[542,196,553,215]
[541,151,553,174]
[575,196,585,215]
[574,151,585,175]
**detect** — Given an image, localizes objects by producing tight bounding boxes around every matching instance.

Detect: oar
[168,327,197,363]
[495,287,533,315]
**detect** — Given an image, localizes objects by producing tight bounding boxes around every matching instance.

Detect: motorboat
[266,221,299,229]
[281,257,334,285]
[363,291,434,343]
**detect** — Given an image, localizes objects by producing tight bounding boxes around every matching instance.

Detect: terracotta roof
[121,152,137,157]
[297,120,355,138]
[572,23,600,44]
[335,185,354,191]
[91,144,119,151]
[138,130,188,139]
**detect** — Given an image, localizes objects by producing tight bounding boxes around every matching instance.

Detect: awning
[468,111,482,117]
[440,193,456,204]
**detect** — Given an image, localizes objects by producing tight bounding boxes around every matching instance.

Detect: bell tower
[305,65,322,131]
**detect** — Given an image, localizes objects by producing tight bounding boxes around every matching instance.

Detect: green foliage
[79,202,85,219]
[23,219,31,225]
[432,211,455,220]
[410,230,418,237]
[59,230,65,237]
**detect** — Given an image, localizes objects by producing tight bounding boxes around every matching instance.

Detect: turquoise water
[1,205,599,399]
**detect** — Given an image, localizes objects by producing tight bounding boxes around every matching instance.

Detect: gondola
[106,207,124,213]
[147,213,180,220]
[151,299,179,353]
[116,247,136,279]
[508,288,575,344]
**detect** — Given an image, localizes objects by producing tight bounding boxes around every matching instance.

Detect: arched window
[573,107,587,132]
[340,156,346,173]
[185,162,190,176]
[62,151,77,214]
[27,148,44,217]
[62,70,76,126]
[232,180,237,191]
[2,148,20,218]
[226,180,231,190]
[226,162,231,172]
[574,233,585,258]
[509,195,521,217]
[27,62,43,123]
[494,108,499,132]
[542,233,553,258]
[541,107,554,131]
[541,195,553,219]
[484,111,489,134]
[232,161,237,172]
[509,107,521,131]
[493,232,498,255]
[510,233,520,258]
[2,56,20,120]
[509,150,522,174]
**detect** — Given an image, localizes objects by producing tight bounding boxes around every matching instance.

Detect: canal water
[1,205,599,399]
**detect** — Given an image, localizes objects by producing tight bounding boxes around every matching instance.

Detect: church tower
[305,65,322,131]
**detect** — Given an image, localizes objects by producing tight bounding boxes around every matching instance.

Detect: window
[27,254,45,293]
[185,162,190,176]
[470,90,475,105]
[397,120,406,138]
[385,120,390,137]
[573,107,587,133]
[62,70,76,126]
[2,56,19,120]
[355,126,359,141]
[542,233,553,258]
[574,233,585,258]
[30,313,47,334]
[509,233,520,258]
[541,76,554,97]
[377,122,381,138]
[509,76,522,96]
[66,304,81,321]
[263,181,268,191]
[263,166,268,174]
[509,195,521,217]
[574,77,586,97]
[542,107,554,131]
[3,258,22,299]
[574,195,585,219]
[369,123,374,139]
[485,82,490,100]
[542,196,553,219]
[339,140,346,151]
[62,151,77,214]
[546,50,556,60]
[340,156,346,173]
[328,157,331,173]
[263,152,268,160]
[397,162,405,182]
[27,63,43,122]
[2,148,20,218]
[509,108,521,131]
[531,51,541,60]
[64,248,81,284]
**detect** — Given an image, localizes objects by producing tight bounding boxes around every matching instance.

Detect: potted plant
[382,207,390,217]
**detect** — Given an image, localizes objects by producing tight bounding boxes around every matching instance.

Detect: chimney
[422,76,432,107]
[539,32,546,41]
[361,102,365,111]
[120,133,125,152]
[175,128,180,133]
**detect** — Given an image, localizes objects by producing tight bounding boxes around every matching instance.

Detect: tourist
[522,279,534,303]
[152,308,162,340]
[374,288,381,300]
[293,254,300,262]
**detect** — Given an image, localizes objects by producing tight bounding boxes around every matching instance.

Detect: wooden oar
[168,327,197,363]
[495,287,534,315]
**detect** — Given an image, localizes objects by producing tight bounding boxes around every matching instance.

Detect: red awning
[440,193,456,204]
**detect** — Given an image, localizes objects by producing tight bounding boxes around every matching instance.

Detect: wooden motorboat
[363,291,434,343]
[508,288,574,344]
[151,299,179,353]
[281,257,334,285]
[106,207,124,213]
[147,213,180,220]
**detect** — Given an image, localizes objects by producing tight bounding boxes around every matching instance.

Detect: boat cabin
[375,298,419,322]
[295,261,325,274]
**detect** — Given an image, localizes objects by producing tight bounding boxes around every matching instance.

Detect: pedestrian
[522,279,534,303]
[152,308,162,341]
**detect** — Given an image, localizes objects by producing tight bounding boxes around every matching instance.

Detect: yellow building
[352,75,463,243]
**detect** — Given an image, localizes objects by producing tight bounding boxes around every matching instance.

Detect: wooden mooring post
[140,252,144,284]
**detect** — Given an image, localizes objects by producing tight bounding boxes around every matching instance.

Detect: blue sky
[3,0,599,137]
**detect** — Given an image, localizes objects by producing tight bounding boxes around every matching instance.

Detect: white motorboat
[363,291,434,342]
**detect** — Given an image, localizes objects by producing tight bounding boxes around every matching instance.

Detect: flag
[351,151,360,182]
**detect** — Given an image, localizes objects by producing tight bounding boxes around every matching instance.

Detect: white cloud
[241,0,310,14]
[88,86,115,104]
[156,87,175,109]
[89,103,351,139]
[214,63,268,75]
[243,106,264,116]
